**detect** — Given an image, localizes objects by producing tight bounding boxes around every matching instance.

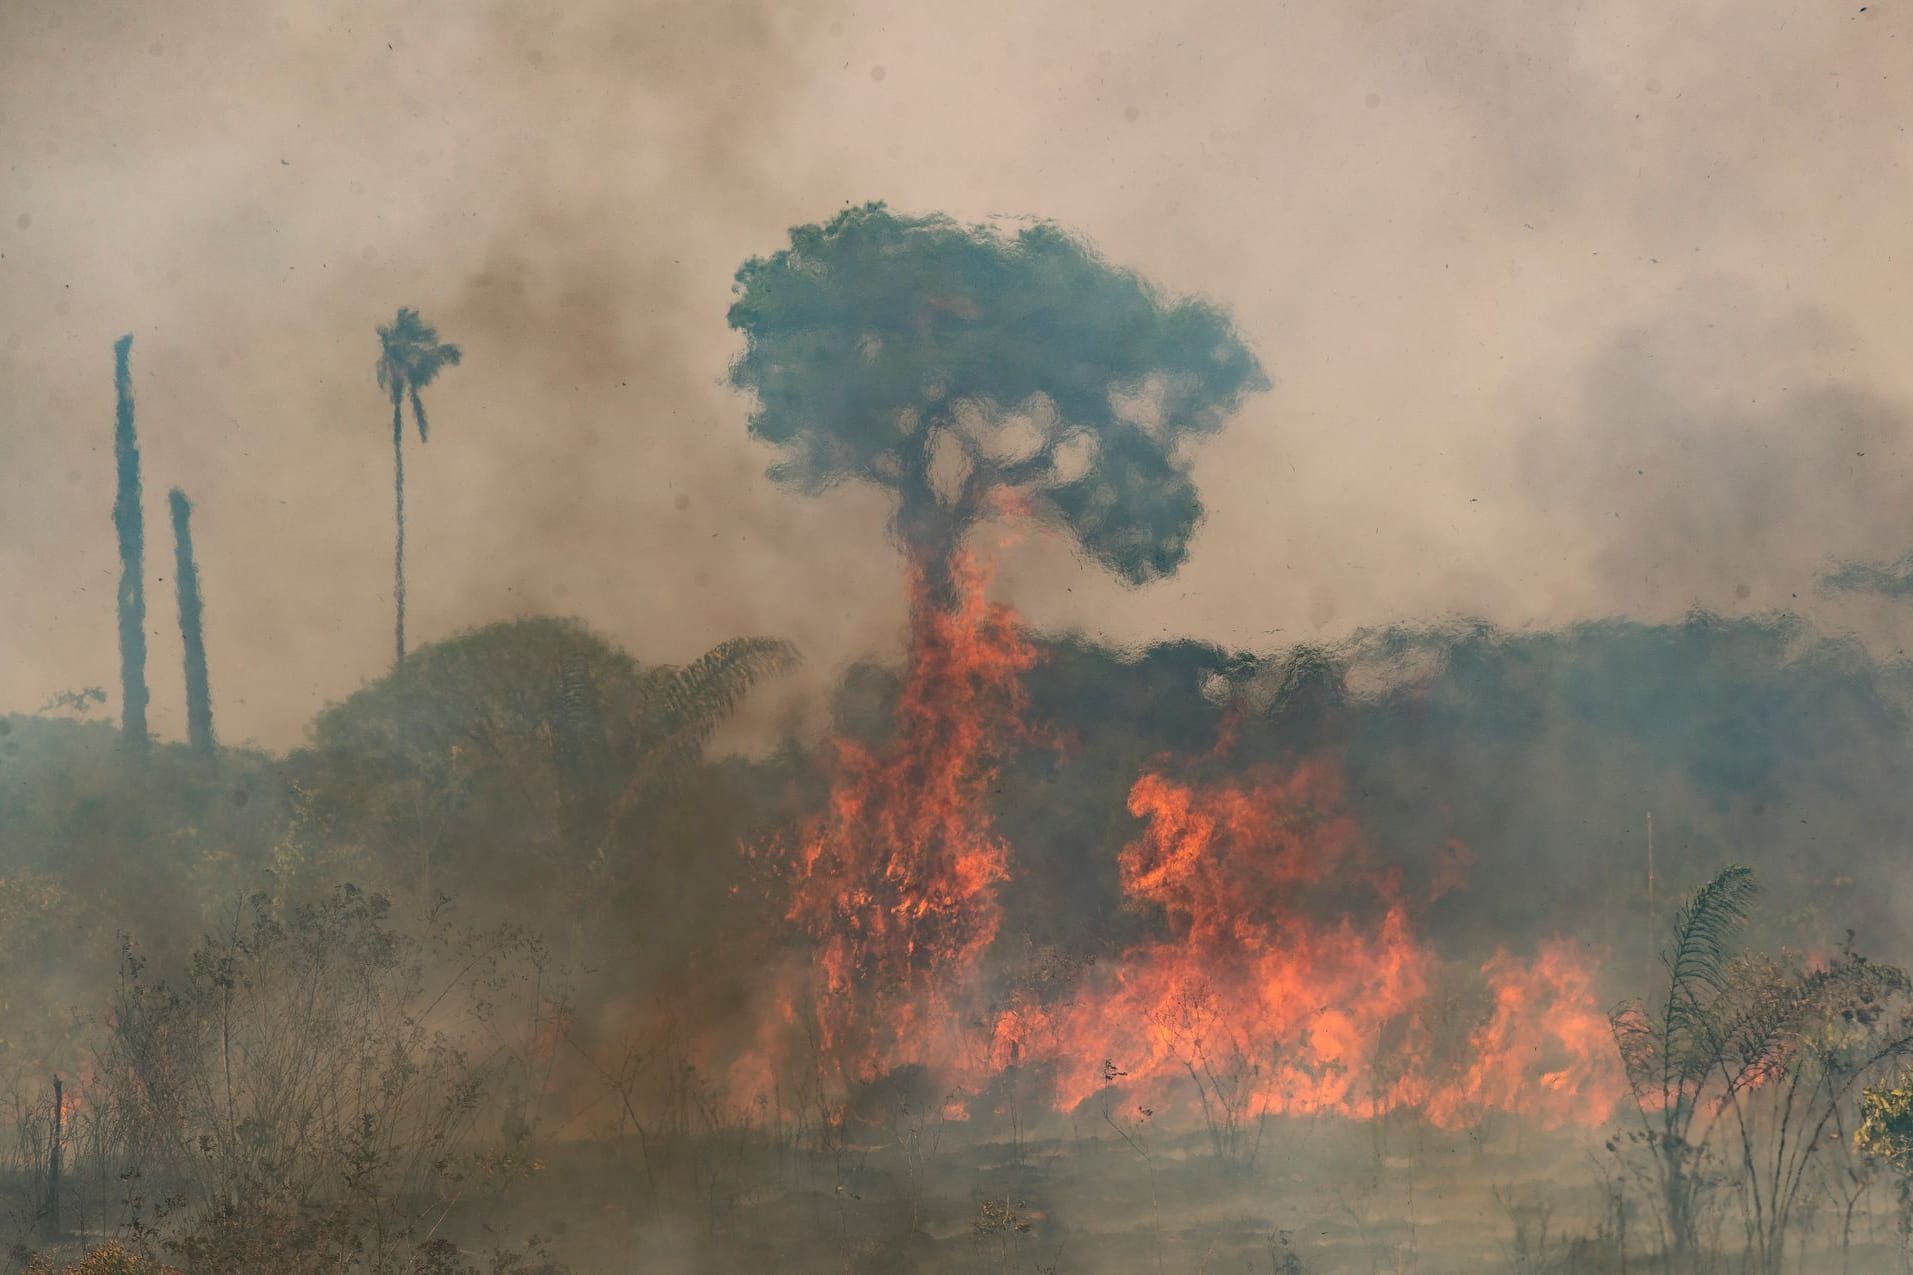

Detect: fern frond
[592,637,801,861]
[1609,1001,1660,1098]
[1665,864,1758,997]
[646,636,800,749]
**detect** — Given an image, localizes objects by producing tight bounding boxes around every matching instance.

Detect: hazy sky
[2,0,1910,749]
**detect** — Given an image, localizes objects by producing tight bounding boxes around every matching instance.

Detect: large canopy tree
[727,202,1269,607]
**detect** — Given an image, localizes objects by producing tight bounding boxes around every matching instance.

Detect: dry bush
[91,884,564,1274]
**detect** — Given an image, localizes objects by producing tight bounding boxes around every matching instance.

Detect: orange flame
[777,551,1037,1086]
[1424,941,1621,1130]
[739,564,1623,1133]
[1013,766,1619,1128]
[1032,763,1437,1116]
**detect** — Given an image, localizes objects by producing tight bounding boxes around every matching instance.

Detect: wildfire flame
[1006,767,1619,1129]
[777,551,1037,1085]
[1032,763,1439,1117]
[739,553,1623,1133]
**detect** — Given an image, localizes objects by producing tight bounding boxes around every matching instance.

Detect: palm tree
[375,308,462,668]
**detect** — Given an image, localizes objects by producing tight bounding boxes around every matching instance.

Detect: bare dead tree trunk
[169,488,217,760]
[113,335,149,752]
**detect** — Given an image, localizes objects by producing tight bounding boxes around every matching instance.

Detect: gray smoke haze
[1517,282,1913,621]
[2,0,1910,748]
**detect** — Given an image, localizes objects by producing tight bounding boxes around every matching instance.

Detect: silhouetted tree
[374,308,461,668]
[1715,944,1913,1275]
[1599,866,1913,1272]
[112,334,148,751]
[303,617,796,898]
[167,488,214,760]
[1610,865,1761,1260]
[726,202,1268,609]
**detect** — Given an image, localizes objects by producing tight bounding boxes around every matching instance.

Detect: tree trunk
[392,390,407,668]
[906,537,960,618]
[112,335,149,750]
[554,654,610,853]
[893,434,963,615]
[169,488,216,760]
[44,1075,61,1240]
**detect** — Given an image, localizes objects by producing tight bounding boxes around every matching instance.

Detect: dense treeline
[4,605,1913,1271]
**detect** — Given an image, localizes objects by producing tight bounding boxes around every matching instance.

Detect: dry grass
[20,1241,181,1275]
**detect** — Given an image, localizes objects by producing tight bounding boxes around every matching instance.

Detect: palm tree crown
[376,307,462,437]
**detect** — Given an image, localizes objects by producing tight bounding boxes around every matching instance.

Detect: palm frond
[1658,865,1760,1080]
[645,636,800,751]
[410,386,430,443]
[380,307,432,346]
[378,309,461,439]
[1665,865,1758,998]
[412,343,462,386]
[592,637,801,859]
[1609,1001,1660,1098]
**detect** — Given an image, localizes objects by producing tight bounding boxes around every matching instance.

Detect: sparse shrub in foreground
[95,884,563,1273]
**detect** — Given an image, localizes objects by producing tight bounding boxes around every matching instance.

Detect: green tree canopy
[727,202,1269,600]
[300,618,796,904]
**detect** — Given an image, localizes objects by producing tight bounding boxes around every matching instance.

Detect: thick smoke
[5,0,1913,748]
[1513,284,1913,622]
[7,1,1913,1270]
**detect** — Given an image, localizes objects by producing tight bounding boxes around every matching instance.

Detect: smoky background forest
[6,2,1913,1273]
